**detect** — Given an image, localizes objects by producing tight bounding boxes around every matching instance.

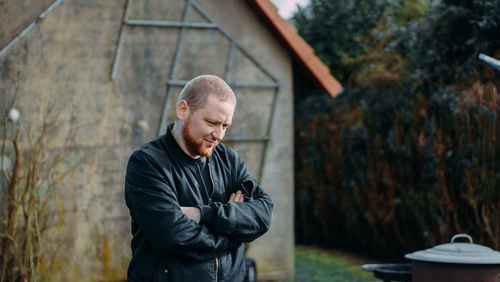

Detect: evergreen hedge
[294,0,500,259]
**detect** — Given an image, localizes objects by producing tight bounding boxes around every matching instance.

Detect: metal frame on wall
[0,0,63,58]
[111,0,281,182]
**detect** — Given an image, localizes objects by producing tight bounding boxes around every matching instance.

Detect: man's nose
[212,126,224,140]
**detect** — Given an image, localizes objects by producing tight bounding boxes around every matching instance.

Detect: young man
[124,75,274,281]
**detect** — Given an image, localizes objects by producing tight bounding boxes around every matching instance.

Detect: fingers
[228,190,244,203]
[236,190,244,202]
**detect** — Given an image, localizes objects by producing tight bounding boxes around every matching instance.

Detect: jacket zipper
[208,162,216,201]
[208,162,219,282]
[215,257,219,282]
[194,163,212,204]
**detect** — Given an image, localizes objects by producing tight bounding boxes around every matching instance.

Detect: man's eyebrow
[207,117,231,124]
[206,118,221,123]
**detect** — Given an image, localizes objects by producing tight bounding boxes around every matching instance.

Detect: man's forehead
[198,97,234,119]
[206,93,236,103]
[205,95,235,108]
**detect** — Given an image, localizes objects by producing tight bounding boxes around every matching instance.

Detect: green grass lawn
[294,246,377,282]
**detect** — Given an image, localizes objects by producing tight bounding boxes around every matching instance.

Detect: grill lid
[405,234,500,264]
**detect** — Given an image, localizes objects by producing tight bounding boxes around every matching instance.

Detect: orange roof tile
[249,0,342,97]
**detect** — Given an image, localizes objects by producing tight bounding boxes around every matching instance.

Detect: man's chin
[199,144,217,157]
[199,151,212,157]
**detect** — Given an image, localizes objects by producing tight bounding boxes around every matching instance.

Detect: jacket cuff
[198,205,215,226]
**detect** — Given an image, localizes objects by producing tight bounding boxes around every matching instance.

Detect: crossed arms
[180,190,244,223]
[124,151,274,262]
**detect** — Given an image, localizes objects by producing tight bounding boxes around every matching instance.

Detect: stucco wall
[0,0,54,49]
[0,0,294,280]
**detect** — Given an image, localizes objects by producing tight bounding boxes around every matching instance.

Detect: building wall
[0,0,294,280]
[0,0,54,48]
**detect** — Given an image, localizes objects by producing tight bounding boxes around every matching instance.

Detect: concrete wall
[0,0,294,280]
[0,0,54,48]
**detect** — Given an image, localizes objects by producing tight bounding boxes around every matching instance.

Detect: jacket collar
[163,123,213,165]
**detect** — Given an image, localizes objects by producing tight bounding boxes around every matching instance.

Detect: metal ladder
[110,0,282,181]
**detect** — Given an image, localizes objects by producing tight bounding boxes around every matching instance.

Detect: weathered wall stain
[0,0,294,280]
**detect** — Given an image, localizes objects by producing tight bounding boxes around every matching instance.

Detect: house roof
[249,0,342,97]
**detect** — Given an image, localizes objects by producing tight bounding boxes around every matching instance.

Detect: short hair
[177,74,236,113]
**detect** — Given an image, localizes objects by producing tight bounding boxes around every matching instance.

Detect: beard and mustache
[182,116,219,157]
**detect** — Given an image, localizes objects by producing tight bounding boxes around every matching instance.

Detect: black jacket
[124,124,274,281]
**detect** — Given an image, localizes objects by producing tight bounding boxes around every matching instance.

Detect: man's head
[172,75,236,158]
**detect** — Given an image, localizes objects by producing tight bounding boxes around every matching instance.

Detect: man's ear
[177,100,189,121]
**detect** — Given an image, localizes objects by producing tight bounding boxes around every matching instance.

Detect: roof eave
[248,0,342,97]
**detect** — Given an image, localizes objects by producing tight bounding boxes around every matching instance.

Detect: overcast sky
[270,0,311,19]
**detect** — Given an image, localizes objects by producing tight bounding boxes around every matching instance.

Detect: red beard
[182,116,218,157]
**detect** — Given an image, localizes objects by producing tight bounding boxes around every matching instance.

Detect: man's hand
[228,190,244,203]
[180,207,201,223]
[181,191,243,224]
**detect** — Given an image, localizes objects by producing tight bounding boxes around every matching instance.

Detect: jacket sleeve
[125,151,238,261]
[198,155,274,242]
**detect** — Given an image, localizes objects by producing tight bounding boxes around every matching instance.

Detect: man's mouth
[205,140,217,146]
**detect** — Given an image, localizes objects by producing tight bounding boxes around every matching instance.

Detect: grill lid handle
[451,234,473,244]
